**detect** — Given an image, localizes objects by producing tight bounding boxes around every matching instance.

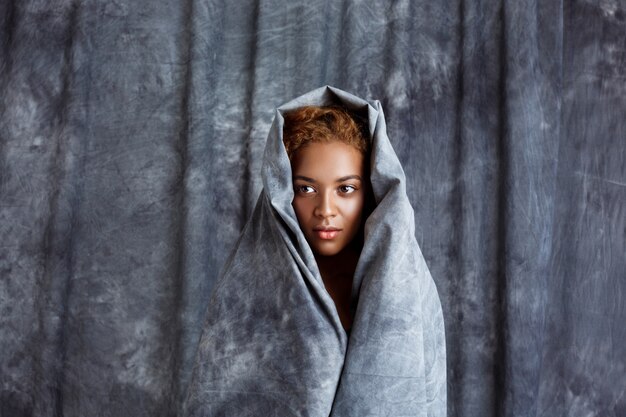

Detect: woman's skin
[290,141,366,331]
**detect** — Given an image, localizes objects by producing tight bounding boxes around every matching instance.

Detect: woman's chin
[311,242,344,257]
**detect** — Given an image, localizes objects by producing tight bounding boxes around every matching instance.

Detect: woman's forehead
[290,142,365,181]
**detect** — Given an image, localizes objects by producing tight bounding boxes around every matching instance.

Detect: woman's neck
[314,243,361,332]
[314,244,360,279]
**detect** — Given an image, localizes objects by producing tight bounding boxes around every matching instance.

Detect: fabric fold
[183,86,446,417]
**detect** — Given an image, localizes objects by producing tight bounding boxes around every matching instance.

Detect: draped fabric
[183,86,446,416]
[1,1,624,417]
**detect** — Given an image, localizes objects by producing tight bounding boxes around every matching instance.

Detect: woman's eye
[296,185,315,194]
[339,185,356,194]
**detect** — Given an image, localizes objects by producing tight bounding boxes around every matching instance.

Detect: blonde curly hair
[282,105,368,160]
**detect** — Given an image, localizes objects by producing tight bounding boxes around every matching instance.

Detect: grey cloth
[2,2,625,416]
[183,86,446,417]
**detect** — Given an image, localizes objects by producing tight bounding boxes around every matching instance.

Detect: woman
[184,86,446,417]
[284,104,374,333]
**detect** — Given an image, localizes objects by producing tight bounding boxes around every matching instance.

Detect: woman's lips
[316,230,340,239]
[314,229,341,240]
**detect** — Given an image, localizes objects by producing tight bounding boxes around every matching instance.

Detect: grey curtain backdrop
[1,1,624,416]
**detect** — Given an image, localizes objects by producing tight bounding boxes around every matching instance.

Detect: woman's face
[291,141,366,257]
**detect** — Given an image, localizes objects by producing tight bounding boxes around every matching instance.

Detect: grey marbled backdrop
[0,0,624,416]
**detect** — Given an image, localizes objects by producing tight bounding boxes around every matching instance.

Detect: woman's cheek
[292,197,312,222]
[343,196,364,221]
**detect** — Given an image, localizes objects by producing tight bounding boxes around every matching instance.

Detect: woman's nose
[314,191,336,218]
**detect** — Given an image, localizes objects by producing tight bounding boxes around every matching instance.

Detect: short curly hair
[282,105,369,160]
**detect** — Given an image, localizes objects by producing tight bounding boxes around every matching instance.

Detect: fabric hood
[183,85,446,417]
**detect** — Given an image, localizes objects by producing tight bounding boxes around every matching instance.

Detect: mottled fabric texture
[183,86,446,417]
[2,1,625,417]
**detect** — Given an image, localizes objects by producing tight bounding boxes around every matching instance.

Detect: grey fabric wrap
[183,86,446,417]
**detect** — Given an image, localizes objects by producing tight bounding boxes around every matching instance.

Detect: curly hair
[282,105,369,160]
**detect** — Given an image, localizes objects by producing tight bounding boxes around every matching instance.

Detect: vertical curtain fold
[1,1,624,416]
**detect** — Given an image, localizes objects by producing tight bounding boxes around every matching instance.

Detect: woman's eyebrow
[293,175,317,183]
[336,175,362,182]
[293,175,362,183]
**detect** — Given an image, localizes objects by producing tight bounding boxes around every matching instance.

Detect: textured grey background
[0,1,624,416]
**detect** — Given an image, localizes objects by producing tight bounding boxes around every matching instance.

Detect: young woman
[184,86,446,417]
[283,105,373,334]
